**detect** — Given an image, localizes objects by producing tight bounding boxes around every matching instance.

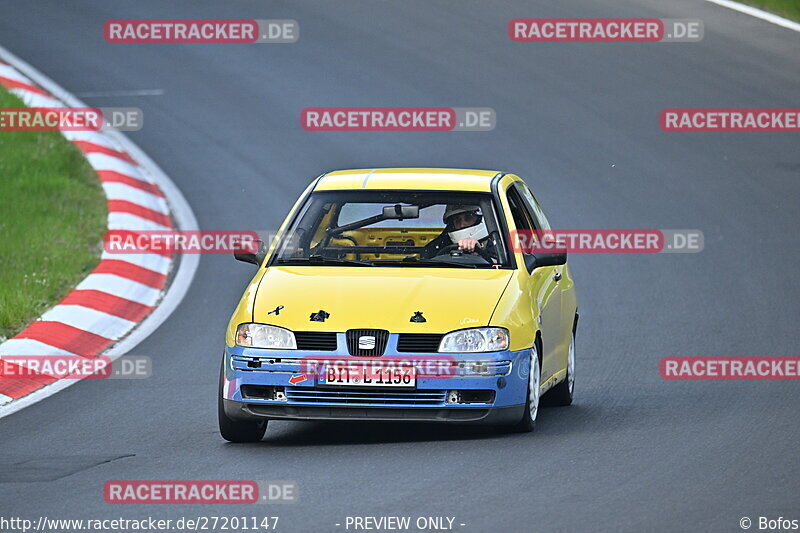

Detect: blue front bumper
[221,336,531,424]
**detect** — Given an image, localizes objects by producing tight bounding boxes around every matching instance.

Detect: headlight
[236,323,296,349]
[438,327,509,353]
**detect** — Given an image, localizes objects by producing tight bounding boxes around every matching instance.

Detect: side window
[506,187,534,232]
[310,203,335,248]
[515,181,551,231]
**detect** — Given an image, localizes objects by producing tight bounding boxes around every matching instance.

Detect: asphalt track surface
[1,1,799,532]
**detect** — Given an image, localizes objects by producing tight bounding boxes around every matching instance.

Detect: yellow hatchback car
[219,169,578,441]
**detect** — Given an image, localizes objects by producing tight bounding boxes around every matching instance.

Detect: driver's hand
[458,238,479,252]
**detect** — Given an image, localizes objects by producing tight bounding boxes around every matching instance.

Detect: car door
[519,182,578,356]
[514,181,573,378]
[505,184,562,386]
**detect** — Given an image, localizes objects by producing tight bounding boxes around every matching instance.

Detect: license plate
[318,362,416,387]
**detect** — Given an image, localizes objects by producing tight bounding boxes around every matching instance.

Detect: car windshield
[271,190,511,268]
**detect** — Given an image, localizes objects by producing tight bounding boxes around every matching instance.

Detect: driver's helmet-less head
[444,204,489,244]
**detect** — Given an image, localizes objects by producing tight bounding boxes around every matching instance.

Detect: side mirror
[524,252,567,273]
[234,239,267,266]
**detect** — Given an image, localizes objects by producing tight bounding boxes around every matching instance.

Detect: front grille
[396,333,443,353]
[295,331,337,351]
[346,329,389,356]
[286,388,446,406]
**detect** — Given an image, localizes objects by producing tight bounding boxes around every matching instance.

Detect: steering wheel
[436,244,460,256]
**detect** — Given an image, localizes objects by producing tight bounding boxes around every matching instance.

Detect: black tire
[544,332,575,407]
[218,362,267,443]
[511,343,541,433]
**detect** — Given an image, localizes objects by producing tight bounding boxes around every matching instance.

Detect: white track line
[8,89,62,108]
[102,182,170,213]
[76,274,162,306]
[704,0,800,32]
[60,130,118,149]
[0,340,82,376]
[75,89,164,98]
[0,64,33,83]
[0,44,200,419]
[107,212,172,232]
[0,339,77,357]
[39,306,136,340]
[86,153,142,176]
[100,251,172,274]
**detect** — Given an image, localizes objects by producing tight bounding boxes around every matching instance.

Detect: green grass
[736,0,800,21]
[0,87,107,339]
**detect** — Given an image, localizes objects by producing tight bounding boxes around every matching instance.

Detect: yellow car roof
[314,168,502,192]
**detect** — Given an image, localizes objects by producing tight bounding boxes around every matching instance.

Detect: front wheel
[512,344,541,432]
[218,395,268,443]
[218,362,267,443]
[544,331,575,407]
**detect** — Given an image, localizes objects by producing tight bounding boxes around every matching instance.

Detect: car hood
[252,266,513,333]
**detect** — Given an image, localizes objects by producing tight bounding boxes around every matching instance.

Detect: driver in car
[423,205,498,262]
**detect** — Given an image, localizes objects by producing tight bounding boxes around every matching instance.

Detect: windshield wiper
[276,255,374,267]
[377,258,479,269]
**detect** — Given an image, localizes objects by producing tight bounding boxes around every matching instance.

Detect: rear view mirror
[234,239,267,266]
[524,252,567,273]
[382,204,419,220]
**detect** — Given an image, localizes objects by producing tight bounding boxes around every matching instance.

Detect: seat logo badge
[310,310,330,322]
[410,311,426,323]
[268,305,284,316]
[358,336,376,350]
